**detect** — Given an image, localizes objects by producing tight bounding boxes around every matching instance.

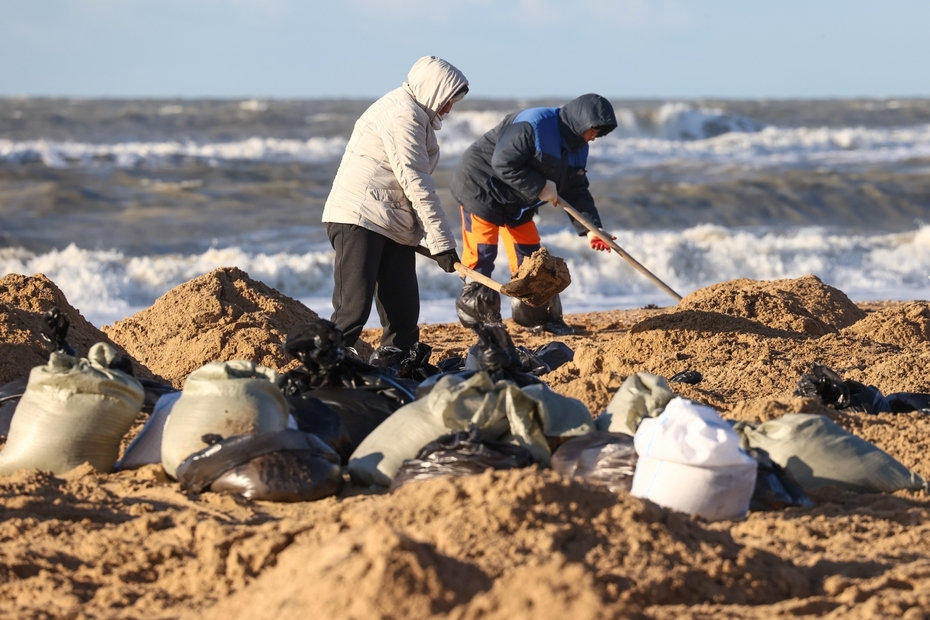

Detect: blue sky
[2,0,928,99]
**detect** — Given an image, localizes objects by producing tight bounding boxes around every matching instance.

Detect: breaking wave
[3,225,929,328]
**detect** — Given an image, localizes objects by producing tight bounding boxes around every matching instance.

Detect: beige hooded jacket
[322,56,468,254]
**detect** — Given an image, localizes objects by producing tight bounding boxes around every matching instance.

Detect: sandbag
[0,343,144,475]
[390,425,535,491]
[348,371,594,487]
[735,413,927,493]
[631,398,757,521]
[115,391,182,471]
[596,372,675,435]
[176,429,342,502]
[161,361,289,479]
[550,432,637,493]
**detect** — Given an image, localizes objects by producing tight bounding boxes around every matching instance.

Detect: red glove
[588,231,614,252]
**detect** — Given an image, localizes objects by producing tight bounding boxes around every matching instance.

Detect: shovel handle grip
[558,198,683,303]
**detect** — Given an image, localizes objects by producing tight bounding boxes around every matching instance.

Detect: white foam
[588,122,930,174]
[3,225,930,329]
[0,136,348,168]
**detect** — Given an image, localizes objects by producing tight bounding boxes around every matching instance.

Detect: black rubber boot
[512,294,574,336]
[456,279,503,327]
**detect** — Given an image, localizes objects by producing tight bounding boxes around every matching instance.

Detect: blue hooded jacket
[451,94,618,233]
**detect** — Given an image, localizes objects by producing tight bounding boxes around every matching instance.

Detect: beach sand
[1,269,929,619]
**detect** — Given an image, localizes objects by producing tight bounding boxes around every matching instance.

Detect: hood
[558,94,618,152]
[402,56,469,125]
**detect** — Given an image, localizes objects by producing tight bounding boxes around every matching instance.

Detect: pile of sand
[842,302,930,347]
[539,275,929,416]
[102,267,369,387]
[678,274,867,336]
[0,273,154,384]
[1,272,930,618]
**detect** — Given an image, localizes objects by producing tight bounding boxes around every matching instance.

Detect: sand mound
[196,524,492,620]
[103,267,342,387]
[541,278,926,416]
[193,469,810,619]
[679,274,866,336]
[0,273,155,385]
[843,302,930,347]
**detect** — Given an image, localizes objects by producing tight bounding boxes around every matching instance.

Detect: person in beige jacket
[323,56,468,360]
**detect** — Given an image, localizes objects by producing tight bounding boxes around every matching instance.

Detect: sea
[1,97,930,329]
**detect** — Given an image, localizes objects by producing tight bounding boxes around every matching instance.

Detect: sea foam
[3,225,929,329]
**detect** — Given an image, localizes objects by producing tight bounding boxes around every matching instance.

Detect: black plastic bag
[415,324,545,399]
[138,379,179,414]
[308,386,400,452]
[470,323,542,387]
[40,307,77,356]
[670,370,703,385]
[476,341,574,377]
[210,450,344,502]
[369,341,441,381]
[550,432,638,493]
[390,424,535,491]
[281,320,416,405]
[886,392,930,413]
[794,363,890,414]
[286,393,354,463]
[436,356,467,373]
[176,429,343,502]
[747,447,814,511]
[0,378,27,439]
[531,341,574,372]
[456,280,503,328]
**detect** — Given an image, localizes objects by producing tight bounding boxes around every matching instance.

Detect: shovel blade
[500,248,571,308]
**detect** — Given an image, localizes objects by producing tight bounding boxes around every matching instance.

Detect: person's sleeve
[382,110,456,254]
[490,123,548,204]
[561,173,603,236]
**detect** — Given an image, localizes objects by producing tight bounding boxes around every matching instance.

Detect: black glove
[434,249,460,273]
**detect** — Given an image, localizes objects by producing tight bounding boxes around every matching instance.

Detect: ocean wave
[4,113,929,174]
[588,122,930,174]
[0,136,349,168]
[3,226,930,328]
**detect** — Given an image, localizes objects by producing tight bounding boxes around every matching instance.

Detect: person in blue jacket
[450,94,618,335]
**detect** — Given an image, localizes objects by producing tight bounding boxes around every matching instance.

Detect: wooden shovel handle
[558,197,683,303]
[413,246,504,294]
[453,262,504,293]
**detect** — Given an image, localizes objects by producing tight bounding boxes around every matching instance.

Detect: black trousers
[326,222,419,350]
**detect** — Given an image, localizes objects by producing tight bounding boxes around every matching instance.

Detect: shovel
[414,245,567,308]
[557,196,683,302]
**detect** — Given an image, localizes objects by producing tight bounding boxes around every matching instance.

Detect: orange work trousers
[460,207,541,277]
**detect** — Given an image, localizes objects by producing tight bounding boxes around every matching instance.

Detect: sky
[1,0,929,100]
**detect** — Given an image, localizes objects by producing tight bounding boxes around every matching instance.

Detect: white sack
[631,398,757,521]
